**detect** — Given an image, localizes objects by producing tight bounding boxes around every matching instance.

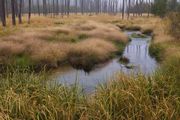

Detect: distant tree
[18,0,23,24]
[122,0,125,19]
[128,0,131,19]
[5,0,9,17]
[81,0,84,15]
[152,0,167,17]
[43,0,47,16]
[37,0,40,16]
[28,0,31,24]
[168,0,178,11]
[0,0,6,26]
[56,0,59,15]
[75,0,78,14]
[11,0,16,25]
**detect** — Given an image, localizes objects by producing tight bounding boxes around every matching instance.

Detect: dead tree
[128,0,131,19]
[37,0,40,16]
[28,0,31,24]
[122,0,125,19]
[11,0,16,25]
[0,0,6,26]
[18,0,22,24]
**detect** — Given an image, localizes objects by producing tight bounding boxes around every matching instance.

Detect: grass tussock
[149,43,165,61]
[0,20,128,70]
[68,38,116,71]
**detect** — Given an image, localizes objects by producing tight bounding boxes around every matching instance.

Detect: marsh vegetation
[0,0,180,119]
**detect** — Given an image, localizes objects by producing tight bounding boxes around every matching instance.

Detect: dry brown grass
[3,14,178,70]
[0,16,128,69]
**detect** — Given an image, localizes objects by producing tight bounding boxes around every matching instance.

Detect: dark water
[50,31,157,93]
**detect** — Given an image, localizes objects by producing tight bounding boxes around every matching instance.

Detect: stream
[49,31,158,93]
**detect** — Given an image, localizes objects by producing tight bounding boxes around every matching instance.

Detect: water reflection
[50,31,157,93]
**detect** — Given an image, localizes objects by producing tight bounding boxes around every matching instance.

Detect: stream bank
[50,31,158,93]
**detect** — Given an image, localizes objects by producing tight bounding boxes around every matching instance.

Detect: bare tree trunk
[11,0,16,25]
[43,0,47,16]
[67,0,70,16]
[14,0,18,17]
[122,0,125,19]
[53,0,55,17]
[75,0,78,14]
[5,0,9,18]
[28,0,31,24]
[128,0,131,19]
[0,0,6,26]
[56,0,59,15]
[37,0,40,16]
[18,0,22,24]
[148,0,151,17]
[81,0,84,15]
[61,0,64,17]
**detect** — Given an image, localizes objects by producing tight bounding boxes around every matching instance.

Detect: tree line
[0,0,179,27]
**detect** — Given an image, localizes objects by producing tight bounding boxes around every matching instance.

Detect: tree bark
[0,0,6,26]
[122,0,125,19]
[28,0,31,24]
[18,0,22,24]
[11,0,16,25]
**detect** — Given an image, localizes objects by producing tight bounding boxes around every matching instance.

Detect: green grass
[114,41,126,56]
[0,39,179,119]
[0,63,179,119]
[13,54,33,67]
[157,56,180,95]
[0,27,18,37]
[149,43,165,61]
[0,68,87,120]
[0,18,179,119]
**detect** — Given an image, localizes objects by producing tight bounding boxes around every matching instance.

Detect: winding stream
[50,31,158,93]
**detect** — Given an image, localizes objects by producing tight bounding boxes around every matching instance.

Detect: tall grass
[0,68,87,120]
[0,15,179,120]
[88,73,180,120]
[0,57,180,120]
[149,43,165,61]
